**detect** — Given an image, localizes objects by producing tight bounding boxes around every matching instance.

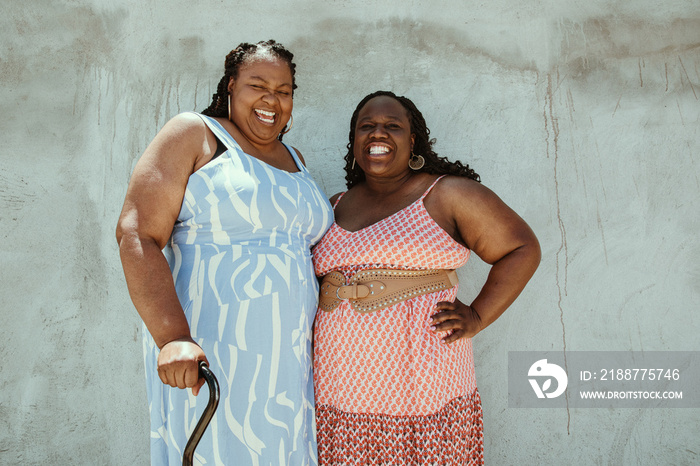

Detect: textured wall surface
[1,0,698,464]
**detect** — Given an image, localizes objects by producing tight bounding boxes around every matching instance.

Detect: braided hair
[201,40,297,140]
[343,90,480,188]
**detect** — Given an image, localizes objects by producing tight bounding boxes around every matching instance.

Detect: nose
[369,124,388,138]
[260,89,278,104]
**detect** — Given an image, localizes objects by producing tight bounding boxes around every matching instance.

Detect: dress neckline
[333,196,469,252]
[198,112,304,175]
[334,195,424,234]
[333,179,469,252]
[334,175,444,234]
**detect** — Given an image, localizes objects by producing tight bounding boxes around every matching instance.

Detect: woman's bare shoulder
[430,175,495,205]
[159,112,210,140]
[329,191,344,205]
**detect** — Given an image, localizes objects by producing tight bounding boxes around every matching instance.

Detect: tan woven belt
[319,268,459,314]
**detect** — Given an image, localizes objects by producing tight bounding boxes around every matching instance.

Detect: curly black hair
[343,90,480,188]
[201,40,297,140]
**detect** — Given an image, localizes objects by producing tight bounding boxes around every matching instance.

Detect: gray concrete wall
[1,0,698,464]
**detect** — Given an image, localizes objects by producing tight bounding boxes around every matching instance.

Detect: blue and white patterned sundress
[142,113,333,466]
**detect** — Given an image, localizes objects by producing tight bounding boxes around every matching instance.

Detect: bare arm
[116,112,217,393]
[430,177,541,342]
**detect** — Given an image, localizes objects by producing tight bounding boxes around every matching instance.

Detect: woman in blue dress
[116,40,333,465]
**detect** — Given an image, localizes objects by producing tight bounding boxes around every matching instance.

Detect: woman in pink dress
[312,91,541,465]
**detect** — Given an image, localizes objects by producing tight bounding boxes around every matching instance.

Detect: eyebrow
[249,76,293,88]
[357,115,404,123]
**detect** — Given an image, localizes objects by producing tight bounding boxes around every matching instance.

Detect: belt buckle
[337,282,373,300]
[319,271,346,313]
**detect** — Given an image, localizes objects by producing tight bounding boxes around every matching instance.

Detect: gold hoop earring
[281,114,294,134]
[409,152,425,170]
[228,94,232,122]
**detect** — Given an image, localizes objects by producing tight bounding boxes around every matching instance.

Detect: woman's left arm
[430,178,541,343]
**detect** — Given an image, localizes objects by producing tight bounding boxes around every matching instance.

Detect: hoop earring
[281,114,294,135]
[409,152,425,170]
[228,94,232,122]
[351,158,356,170]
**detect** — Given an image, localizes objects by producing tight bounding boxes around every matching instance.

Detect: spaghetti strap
[419,175,447,200]
[332,192,346,209]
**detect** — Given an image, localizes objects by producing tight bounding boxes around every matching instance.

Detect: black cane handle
[182,361,220,466]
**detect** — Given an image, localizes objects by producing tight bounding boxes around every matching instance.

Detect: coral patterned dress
[312,176,485,465]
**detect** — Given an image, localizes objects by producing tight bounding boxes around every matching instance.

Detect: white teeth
[255,109,275,124]
[369,145,390,155]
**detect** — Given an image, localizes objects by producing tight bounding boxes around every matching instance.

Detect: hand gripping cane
[182,361,220,466]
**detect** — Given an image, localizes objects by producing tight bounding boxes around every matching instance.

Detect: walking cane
[182,361,220,466]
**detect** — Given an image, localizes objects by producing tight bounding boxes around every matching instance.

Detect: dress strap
[193,112,243,154]
[332,192,346,209]
[281,143,307,173]
[419,175,447,200]
[193,112,305,173]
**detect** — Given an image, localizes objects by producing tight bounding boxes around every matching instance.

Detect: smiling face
[227,54,294,146]
[353,96,416,178]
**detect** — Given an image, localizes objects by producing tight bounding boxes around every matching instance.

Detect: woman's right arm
[116,113,217,395]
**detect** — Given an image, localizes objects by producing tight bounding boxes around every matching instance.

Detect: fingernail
[430,326,436,331]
